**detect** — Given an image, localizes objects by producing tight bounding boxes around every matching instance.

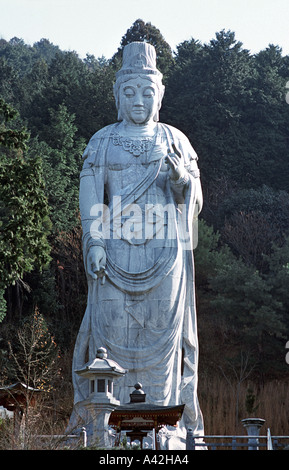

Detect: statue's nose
[134,92,144,106]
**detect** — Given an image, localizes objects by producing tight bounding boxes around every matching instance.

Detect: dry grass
[198,374,289,437]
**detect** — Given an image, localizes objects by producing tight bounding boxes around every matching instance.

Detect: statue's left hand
[165,143,185,180]
[87,245,107,284]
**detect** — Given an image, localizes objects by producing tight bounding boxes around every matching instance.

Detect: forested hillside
[1,19,289,438]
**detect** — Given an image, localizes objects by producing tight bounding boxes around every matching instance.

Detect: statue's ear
[154,85,165,121]
[160,84,165,101]
[113,83,121,120]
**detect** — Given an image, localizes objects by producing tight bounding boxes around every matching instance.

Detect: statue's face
[118,77,160,125]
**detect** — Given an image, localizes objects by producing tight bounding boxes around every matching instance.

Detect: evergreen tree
[33,38,61,63]
[195,219,287,377]
[74,58,116,139]
[0,100,51,321]
[29,104,85,232]
[163,30,254,187]
[216,185,289,271]
[163,30,289,192]
[264,237,289,332]
[0,55,21,106]
[244,45,289,191]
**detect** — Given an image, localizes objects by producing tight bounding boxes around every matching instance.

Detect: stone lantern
[75,347,126,447]
[241,418,265,450]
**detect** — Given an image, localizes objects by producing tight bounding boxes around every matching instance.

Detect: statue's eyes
[143,87,155,98]
[124,87,135,98]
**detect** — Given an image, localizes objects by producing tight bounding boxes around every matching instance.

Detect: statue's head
[113,42,165,125]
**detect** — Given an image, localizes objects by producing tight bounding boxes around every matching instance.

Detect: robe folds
[70,121,205,439]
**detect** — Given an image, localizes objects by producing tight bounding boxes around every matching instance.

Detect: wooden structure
[0,382,42,441]
[109,383,184,449]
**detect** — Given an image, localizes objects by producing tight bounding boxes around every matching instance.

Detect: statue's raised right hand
[165,143,185,181]
[87,245,107,283]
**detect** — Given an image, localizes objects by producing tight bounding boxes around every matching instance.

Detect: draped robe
[70,121,205,442]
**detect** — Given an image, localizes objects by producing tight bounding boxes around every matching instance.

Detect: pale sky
[1,0,289,58]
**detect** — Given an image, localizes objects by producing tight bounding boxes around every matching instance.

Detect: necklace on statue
[111,132,157,157]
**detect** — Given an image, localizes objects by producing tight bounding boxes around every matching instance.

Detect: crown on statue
[116,42,162,79]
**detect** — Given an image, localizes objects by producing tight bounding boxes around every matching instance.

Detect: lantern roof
[75,347,127,378]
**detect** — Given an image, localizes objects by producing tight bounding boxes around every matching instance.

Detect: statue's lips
[132,107,146,114]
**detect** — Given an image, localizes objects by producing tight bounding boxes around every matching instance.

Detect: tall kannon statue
[70,42,205,447]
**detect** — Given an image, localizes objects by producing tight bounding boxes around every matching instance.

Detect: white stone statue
[70,42,204,447]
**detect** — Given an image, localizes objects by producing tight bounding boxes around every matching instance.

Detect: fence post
[267,428,273,450]
[186,427,195,450]
[81,427,87,448]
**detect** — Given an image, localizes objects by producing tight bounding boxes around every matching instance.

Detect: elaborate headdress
[116,41,162,79]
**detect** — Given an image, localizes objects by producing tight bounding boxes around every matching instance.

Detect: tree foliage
[162,30,289,192]
[0,99,51,321]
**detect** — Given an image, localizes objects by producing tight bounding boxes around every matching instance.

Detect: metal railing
[35,427,87,449]
[186,429,289,450]
[35,427,289,450]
